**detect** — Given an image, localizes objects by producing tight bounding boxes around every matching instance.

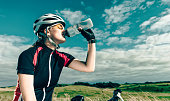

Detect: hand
[78,28,96,43]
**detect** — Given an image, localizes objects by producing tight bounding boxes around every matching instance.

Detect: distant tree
[92,82,120,88]
[73,81,120,88]
[144,81,154,84]
[124,82,129,84]
[73,82,91,86]
[56,84,69,87]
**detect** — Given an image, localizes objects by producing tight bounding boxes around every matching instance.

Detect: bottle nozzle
[62,30,70,37]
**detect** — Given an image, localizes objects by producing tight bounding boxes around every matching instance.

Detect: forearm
[20,87,36,101]
[68,28,96,72]
[85,43,96,72]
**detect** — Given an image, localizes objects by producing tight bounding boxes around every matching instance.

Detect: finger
[78,27,83,32]
[78,27,82,30]
[85,29,93,33]
[79,29,86,34]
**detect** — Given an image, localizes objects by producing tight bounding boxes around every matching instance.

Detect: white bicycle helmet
[33,13,65,38]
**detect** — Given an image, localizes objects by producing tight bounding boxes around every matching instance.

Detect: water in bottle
[63,18,93,37]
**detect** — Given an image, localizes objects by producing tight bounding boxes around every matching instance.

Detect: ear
[44,28,50,36]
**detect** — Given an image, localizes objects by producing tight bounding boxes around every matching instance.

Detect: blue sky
[1,0,170,87]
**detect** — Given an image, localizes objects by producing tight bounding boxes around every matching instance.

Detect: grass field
[0,83,170,101]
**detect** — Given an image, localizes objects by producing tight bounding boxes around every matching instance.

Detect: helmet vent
[43,18,56,21]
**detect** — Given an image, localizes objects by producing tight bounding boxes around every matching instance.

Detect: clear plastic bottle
[64,18,93,37]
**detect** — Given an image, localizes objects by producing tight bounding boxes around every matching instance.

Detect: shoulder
[19,46,38,58]
[56,50,74,58]
[58,51,70,55]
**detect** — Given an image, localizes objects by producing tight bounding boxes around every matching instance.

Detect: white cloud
[140,8,170,34]
[139,1,155,10]
[57,9,86,25]
[0,35,30,87]
[106,37,119,46]
[134,35,147,44]
[134,34,170,70]
[161,0,170,5]
[161,8,170,15]
[60,32,170,83]
[1,33,170,85]
[112,0,119,5]
[59,47,86,60]
[149,14,170,33]
[140,16,158,30]
[139,5,147,10]
[0,35,30,64]
[99,33,170,83]
[119,37,133,44]
[103,6,129,24]
[112,23,130,35]
[106,37,133,46]
[96,42,104,46]
[67,33,170,83]
[103,0,145,24]
[93,28,110,40]
[146,1,155,7]
[106,33,166,47]
[145,33,170,46]
[56,1,170,84]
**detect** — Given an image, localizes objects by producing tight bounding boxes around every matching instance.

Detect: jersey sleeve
[17,50,34,75]
[62,52,75,67]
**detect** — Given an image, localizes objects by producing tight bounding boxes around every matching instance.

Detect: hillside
[0,83,170,101]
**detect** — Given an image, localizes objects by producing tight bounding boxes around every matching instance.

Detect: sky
[0,0,170,87]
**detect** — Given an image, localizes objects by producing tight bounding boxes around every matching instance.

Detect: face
[46,23,66,44]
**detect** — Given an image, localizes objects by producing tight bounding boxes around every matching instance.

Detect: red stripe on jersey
[13,80,21,101]
[56,51,70,66]
[33,47,43,67]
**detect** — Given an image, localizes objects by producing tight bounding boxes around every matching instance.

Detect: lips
[62,30,70,37]
[62,32,65,38]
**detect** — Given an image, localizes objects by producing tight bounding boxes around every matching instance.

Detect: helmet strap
[47,37,60,49]
[46,27,60,49]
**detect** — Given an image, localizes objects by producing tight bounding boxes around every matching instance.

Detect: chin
[59,39,66,44]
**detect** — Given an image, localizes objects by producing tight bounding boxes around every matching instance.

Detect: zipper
[47,52,52,87]
[42,88,46,101]
[42,51,53,101]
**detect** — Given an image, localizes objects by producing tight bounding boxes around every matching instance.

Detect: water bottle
[63,18,93,37]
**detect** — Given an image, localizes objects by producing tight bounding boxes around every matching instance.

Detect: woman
[13,13,96,101]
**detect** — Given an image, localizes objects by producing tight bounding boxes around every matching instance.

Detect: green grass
[1,83,170,101]
[52,85,170,101]
[0,91,14,101]
[53,85,113,100]
[119,83,170,92]
[158,96,170,99]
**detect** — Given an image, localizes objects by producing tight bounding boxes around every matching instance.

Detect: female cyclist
[13,13,96,101]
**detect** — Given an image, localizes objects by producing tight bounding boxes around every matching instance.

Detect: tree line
[56,81,120,88]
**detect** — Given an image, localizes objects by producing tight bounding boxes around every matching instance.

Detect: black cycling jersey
[14,42,75,101]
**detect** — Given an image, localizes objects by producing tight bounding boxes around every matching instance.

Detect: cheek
[50,29,59,37]
[51,29,58,33]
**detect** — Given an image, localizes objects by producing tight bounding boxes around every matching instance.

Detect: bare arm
[68,43,96,72]
[68,28,96,72]
[18,74,37,101]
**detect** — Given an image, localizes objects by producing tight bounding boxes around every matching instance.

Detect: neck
[45,39,58,50]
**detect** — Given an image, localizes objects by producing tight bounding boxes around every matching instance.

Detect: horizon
[1,80,170,88]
